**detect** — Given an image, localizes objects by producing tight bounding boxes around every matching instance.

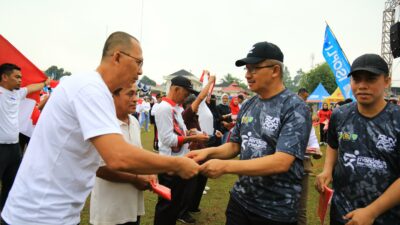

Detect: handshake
[171,147,228,180]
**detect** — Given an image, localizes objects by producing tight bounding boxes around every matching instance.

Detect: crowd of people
[0,31,399,225]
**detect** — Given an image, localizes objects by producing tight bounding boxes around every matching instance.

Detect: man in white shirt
[1,31,199,225]
[151,94,163,151]
[0,63,49,214]
[139,96,151,132]
[154,76,209,225]
[90,83,156,225]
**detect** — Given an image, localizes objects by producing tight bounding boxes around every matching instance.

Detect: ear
[110,51,121,65]
[271,65,281,79]
[1,73,8,82]
[384,76,391,89]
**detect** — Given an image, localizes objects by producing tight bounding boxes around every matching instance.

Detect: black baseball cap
[348,54,389,77]
[235,41,284,67]
[171,75,198,94]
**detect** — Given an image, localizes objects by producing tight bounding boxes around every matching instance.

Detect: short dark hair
[297,88,308,95]
[183,94,196,109]
[0,63,20,81]
[101,31,139,59]
[344,98,353,104]
[237,94,244,100]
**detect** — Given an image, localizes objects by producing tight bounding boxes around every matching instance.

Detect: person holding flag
[0,63,50,212]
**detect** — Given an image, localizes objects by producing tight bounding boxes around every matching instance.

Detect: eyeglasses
[244,65,275,74]
[119,51,143,68]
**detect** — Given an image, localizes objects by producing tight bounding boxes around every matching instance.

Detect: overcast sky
[1,0,399,86]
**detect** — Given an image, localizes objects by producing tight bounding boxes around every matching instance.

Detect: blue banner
[322,25,354,100]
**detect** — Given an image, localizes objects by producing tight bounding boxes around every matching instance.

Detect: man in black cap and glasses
[187,42,311,225]
[316,54,400,225]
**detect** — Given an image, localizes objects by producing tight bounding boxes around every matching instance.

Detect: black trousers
[188,174,207,211]
[0,143,22,211]
[178,174,198,218]
[225,196,297,225]
[18,133,30,153]
[154,174,195,225]
[319,124,327,143]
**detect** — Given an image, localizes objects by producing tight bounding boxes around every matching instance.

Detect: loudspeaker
[390,22,400,58]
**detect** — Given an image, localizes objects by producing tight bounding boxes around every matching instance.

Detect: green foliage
[44,65,71,80]
[140,75,157,86]
[299,62,337,94]
[220,73,248,90]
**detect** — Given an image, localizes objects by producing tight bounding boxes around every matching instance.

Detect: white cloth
[151,102,160,116]
[90,115,144,225]
[140,101,150,113]
[0,86,27,143]
[198,100,214,135]
[304,126,321,159]
[307,126,320,149]
[155,99,189,157]
[1,71,122,225]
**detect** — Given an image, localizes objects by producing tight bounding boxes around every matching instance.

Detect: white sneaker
[204,186,210,191]
[203,190,207,195]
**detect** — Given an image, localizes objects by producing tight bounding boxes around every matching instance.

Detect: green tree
[140,75,156,86]
[293,69,304,88]
[220,73,248,90]
[283,66,297,92]
[44,65,71,80]
[299,62,337,94]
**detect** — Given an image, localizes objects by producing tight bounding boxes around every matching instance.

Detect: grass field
[78,124,327,225]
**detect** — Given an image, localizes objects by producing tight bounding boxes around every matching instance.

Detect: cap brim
[189,89,199,95]
[235,57,265,67]
[348,67,386,77]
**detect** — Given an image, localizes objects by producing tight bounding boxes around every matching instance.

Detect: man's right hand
[315,171,333,193]
[186,149,209,163]
[193,133,209,142]
[174,157,200,179]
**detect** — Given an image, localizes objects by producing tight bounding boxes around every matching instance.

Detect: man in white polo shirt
[1,32,199,225]
[90,83,156,225]
[0,63,49,213]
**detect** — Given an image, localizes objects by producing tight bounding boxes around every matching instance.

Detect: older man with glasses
[188,41,311,225]
[1,31,199,225]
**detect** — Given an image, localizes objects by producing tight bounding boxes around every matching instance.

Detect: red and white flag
[0,35,47,137]
[199,70,215,94]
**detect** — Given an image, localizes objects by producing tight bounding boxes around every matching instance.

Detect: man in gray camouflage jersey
[187,42,311,225]
[315,54,400,225]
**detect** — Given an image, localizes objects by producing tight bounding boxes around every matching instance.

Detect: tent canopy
[326,87,344,103]
[306,83,330,103]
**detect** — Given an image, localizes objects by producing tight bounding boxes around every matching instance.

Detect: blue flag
[322,25,354,99]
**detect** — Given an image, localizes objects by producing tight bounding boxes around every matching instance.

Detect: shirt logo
[262,115,279,132]
[241,116,254,124]
[248,46,255,54]
[338,132,358,141]
[376,134,396,152]
[241,131,267,153]
[343,150,387,171]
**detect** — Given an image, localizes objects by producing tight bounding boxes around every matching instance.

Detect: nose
[357,79,369,90]
[245,71,252,79]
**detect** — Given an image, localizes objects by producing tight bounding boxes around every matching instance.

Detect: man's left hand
[344,207,376,225]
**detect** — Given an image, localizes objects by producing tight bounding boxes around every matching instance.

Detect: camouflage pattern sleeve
[276,102,311,160]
